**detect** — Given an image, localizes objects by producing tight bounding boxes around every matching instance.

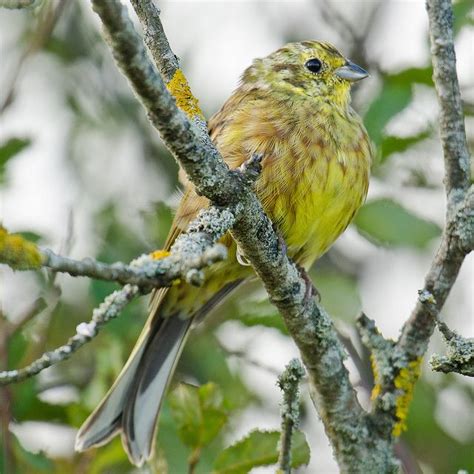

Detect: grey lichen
[277,359,306,474]
[430,321,474,377]
[0,285,139,385]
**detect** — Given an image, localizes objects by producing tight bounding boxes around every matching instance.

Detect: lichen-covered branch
[277,359,305,474]
[426,0,470,210]
[430,321,474,377]
[395,0,473,364]
[130,0,206,128]
[397,187,473,362]
[0,225,43,270]
[0,284,139,385]
[358,312,422,439]
[365,0,472,442]
[92,1,393,471]
[0,206,235,385]
[356,314,395,401]
[0,207,233,290]
[129,0,179,84]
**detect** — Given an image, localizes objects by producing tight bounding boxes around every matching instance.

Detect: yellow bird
[76,40,372,465]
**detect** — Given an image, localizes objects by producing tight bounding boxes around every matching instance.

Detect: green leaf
[8,331,28,368]
[364,83,412,146]
[17,231,42,244]
[380,130,431,163]
[213,429,310,474]
[180,332,254,411]
[0,137,31,182]
[169,382,228,449]
[87,437,130,474]
[453,0,474,36]
[0,137,31,163]
[237,312,288,335]
[140,201,174,249]
[364,67,433,148]
[388,67,433,87]
[11,378,70,424]
[354,198,441,248]
[312,270,361,323]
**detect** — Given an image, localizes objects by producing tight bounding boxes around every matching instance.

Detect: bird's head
[242,41,368,107]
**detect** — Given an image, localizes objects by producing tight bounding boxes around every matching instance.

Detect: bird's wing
[163,90,252,251]
[148,91,250,314]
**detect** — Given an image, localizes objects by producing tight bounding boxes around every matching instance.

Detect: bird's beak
[335,60,369,82]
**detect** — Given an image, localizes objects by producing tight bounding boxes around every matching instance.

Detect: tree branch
[365,0,473,440]
[91,1,393,471]
[277,359,305,474]
[396,0,473,364]
[129,0,179,84]
[0,206,234,289]
[0,205,236,385]
[426,0,470,210]
[430,321,474,377]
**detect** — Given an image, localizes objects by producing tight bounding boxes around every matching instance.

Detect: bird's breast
[253,113,371,267]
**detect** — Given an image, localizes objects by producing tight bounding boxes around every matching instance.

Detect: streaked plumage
[76,41,372,465]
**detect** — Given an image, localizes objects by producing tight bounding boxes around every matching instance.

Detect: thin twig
[0,0,68,112]
[1,206,234,289]
[0,285,139,385]
[277,359,305,474]
[40,242,226,289]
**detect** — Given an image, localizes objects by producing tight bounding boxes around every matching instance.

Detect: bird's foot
[296,264,321,304]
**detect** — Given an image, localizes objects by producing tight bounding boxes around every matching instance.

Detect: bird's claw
[296,264,321,304]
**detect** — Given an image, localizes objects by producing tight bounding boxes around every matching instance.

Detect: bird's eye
[305,58,323,73]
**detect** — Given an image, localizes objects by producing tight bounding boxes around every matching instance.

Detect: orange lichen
[166,69,204,119]
[392,357,422,437]
[0,225,42,270]
[370,353,382,401]
[150,249,171,260]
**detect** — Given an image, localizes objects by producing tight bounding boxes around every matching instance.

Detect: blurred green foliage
[1,1,472,474]
[0,137,31,183]
[354,198,441,249]
[213,429,310,474]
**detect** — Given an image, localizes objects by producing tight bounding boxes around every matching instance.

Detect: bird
[75,40,372,466]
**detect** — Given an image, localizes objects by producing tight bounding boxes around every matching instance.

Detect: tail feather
[74,326,151,452]
[122,314,193,465]
[74,313,191,466]
[75,280,244,466]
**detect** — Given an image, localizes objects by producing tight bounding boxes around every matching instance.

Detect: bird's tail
[75,300,192,466]
[75,280,242,466]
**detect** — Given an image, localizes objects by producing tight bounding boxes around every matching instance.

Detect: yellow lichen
[166,69,204,119]
[392,357,422,437]
[0,225,42,270]
[150,249,171,260]
[370,353,382,401]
